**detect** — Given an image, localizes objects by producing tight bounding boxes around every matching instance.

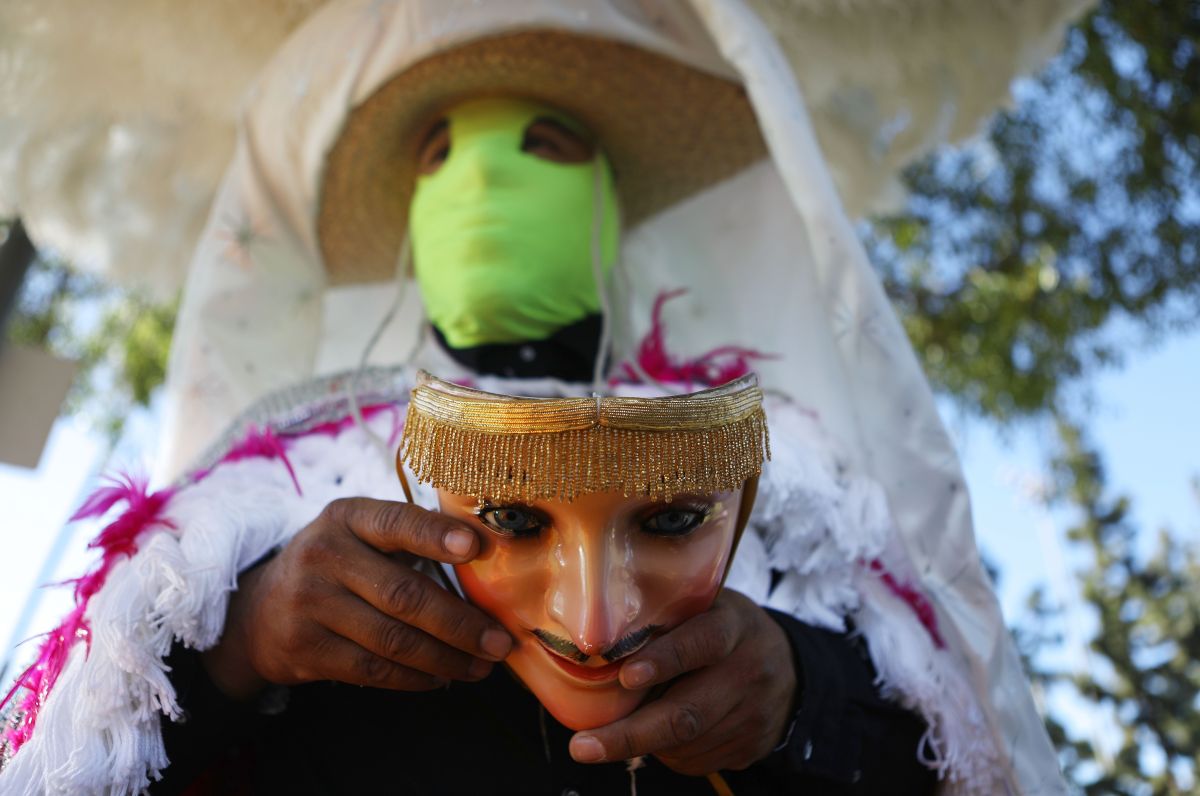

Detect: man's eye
[478,506,544,537]
[642,508,707,537]
[416,119,450,175]
[520,118,593,164]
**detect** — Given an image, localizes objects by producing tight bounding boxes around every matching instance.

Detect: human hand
[567,589,796,775]
[202,497,513,698]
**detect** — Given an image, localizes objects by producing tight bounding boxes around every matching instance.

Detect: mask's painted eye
[477,505,546,538]
[521,117,594,164]
[416,119,450,175]
[642,506,709,537]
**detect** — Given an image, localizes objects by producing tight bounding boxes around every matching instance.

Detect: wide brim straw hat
[318,29,767,284]
[0,0,1088,296]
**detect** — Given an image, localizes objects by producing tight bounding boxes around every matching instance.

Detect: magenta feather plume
[617,289,774,388]
[868,559,946,650]
[301,403,403,447]
[1,473,176,756]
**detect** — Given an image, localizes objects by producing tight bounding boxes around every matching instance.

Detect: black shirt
[153,610,936,795]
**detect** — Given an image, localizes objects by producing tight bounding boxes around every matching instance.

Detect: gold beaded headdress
[399,371,769,503]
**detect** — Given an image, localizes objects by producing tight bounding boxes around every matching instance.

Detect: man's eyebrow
[528,114,593,143]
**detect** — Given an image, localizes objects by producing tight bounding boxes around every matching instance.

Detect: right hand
[202,497,513,698]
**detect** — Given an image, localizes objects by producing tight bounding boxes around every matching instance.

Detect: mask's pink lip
[530,632,627,683]
[541,647,624,683]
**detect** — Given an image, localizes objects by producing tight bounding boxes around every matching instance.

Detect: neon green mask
[409,97,620,349]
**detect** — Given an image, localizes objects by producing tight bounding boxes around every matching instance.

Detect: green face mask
[409,97,620,349]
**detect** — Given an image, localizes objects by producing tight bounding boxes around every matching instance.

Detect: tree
[866,0,1200,423]
[1,218,176,440]
[1048,421,1197,794]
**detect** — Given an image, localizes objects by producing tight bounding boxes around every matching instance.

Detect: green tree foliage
[1050,421,1198,794]
[1,219,176,440]
[866,0,1200,422]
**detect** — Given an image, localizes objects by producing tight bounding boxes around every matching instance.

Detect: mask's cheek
[454,537,553,633]
[630,524,735,629]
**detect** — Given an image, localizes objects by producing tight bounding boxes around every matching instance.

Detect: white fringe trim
[0,414,407,795]
[853,568,1005,795]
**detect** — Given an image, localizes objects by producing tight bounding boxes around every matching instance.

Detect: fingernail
[481,629,512,660]
[622,660,656,688]
[570,735,605,763]
[468,658,493,680]
[444,528,474,557]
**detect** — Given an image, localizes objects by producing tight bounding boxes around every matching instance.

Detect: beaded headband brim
[399,372,770,503]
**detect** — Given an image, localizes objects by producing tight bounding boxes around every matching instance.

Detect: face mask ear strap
[719,474,760,588]
[395,446,415,504]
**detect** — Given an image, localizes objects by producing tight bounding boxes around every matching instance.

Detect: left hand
[568,589,797,775]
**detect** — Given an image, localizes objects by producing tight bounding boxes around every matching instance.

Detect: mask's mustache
[533,625,662,664]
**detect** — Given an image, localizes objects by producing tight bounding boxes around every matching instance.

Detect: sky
[0,325,1197,769]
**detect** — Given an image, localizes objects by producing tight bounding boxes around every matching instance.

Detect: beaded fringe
[401,404,770,502]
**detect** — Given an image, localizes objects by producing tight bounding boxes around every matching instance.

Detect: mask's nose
[443,132,519,199]
[546,524,641,658]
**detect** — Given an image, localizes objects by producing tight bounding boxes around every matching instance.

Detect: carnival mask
[399,373,767,730]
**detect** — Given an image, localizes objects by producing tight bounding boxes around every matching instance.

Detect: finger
[336,544,513,662]
[618,603,741,690]
[323,497,480,563]
[654,706,746,762]
[570,673,737,764]
[655,706,774,776]
[312,591,494,682]
[309,631,446,691]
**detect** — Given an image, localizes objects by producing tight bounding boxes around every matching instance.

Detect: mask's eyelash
[641,499,713,524]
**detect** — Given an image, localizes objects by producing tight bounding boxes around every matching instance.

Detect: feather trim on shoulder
[728,397,1005,795]
[0,409,412,795]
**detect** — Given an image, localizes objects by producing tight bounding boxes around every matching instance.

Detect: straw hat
[317,29,767,285]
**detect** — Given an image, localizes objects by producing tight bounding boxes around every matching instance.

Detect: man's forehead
[433,96,591,137]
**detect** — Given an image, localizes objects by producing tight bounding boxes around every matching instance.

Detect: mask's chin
[491,631,651,730]
[545,690,649,732]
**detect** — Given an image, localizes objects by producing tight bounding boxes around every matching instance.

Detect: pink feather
[616,289,774,388]
[1,474,176,755]
[191,425,303,494]
[867,559,946,649]
[300,403,403,446]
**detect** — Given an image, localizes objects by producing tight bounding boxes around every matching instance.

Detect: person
[154,96,936,791]
[150,373,938,794]
[0,3,1065,795]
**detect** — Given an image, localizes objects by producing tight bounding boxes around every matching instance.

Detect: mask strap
[719,475,760,589]
[590,155,613,394]
[394,446,415,504]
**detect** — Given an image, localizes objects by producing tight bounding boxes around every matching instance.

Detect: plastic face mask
[409,97,620,349]
[438,487,743,730]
